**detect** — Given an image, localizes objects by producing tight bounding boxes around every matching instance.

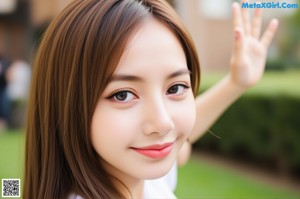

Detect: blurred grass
[176,157,300,199]
[1,130,300,198]
[200,69,300,97]
[0,130,24,181]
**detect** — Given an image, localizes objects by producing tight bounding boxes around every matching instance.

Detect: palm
[230,1,278,88]
[231,36,267,87]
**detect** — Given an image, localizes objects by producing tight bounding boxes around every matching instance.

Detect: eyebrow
[109,68,191,83]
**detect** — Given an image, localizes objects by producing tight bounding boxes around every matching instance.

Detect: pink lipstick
[131,142,173,159]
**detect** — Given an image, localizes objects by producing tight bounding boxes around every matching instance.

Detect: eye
[167,84,190,95]
[109,90,137,103]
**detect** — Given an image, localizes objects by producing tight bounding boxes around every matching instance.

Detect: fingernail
[270,19,279,30]
[232,2,239,9]
[271,18,279,25]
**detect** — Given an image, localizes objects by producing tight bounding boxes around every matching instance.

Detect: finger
[260,19,279,48]
[241,0,251,35]
[232,2,243,32]
[251,8,263,39]
[233,26,245,58]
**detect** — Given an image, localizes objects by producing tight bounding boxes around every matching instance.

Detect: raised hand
[179,1,280,167]
[230,0,279,88]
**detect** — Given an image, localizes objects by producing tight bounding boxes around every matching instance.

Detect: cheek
[172,96,196,136]
[90,104,138,154]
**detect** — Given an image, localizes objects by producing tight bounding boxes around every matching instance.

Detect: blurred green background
[196,70,300,178]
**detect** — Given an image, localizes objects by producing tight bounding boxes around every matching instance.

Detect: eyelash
[107,88,138,103]
[107,82,190,103]
[167,83,190,95]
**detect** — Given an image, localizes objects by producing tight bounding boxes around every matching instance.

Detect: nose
[142,96,175,136]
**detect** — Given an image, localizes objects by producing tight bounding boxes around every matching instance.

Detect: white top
[143,162,177,198]
[68,163,177,199]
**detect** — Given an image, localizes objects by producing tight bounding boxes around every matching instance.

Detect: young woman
[23,0,278,198]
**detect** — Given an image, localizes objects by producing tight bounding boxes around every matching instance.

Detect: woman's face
[91,18,196,182]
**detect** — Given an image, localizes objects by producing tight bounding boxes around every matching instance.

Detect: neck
[112,173,144,198]
[124,179,144,199]
[102,161,145,198]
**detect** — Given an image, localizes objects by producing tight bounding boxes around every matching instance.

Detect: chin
[144,169,170,180]
[141,153,177,180]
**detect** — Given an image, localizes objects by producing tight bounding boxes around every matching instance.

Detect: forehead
[115,17,187,75]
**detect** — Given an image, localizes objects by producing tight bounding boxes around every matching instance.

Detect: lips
[131,142,173,159]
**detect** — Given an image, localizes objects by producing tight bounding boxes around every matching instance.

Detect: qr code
[2,179,20,198]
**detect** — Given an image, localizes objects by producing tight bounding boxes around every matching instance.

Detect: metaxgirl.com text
[242,2,299,9]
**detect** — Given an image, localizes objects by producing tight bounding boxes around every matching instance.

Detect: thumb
[233,26,244,58]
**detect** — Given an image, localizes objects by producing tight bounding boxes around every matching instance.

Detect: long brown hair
[23,0,200,198]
